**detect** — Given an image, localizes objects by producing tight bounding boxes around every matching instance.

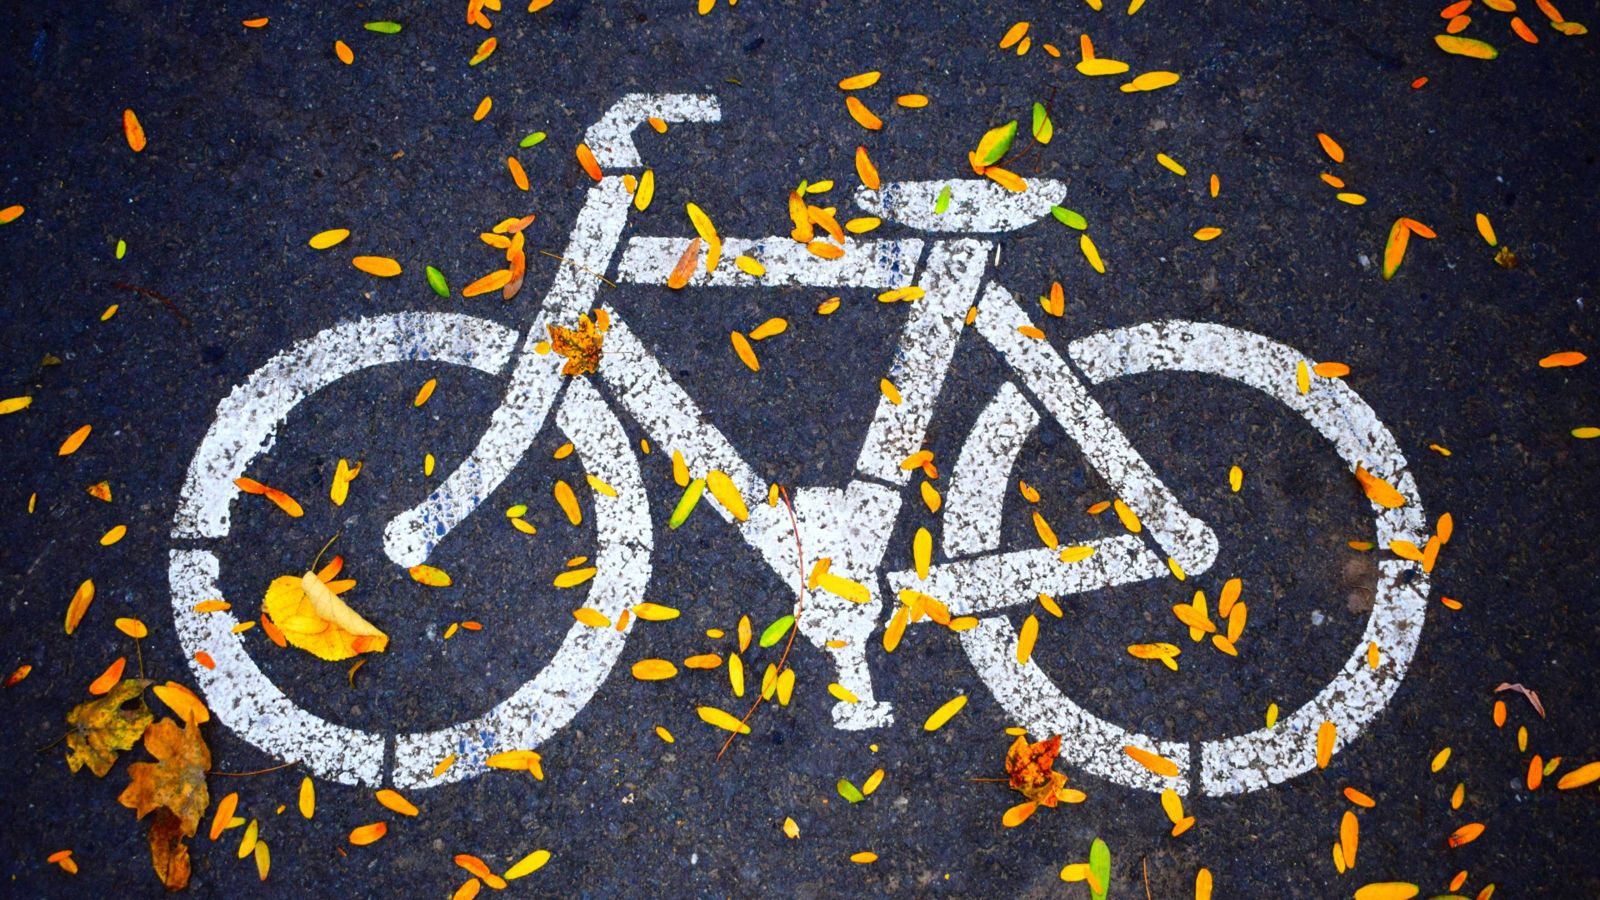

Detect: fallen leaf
[118,715,211,890]
[1354,466,1406,508]
[1493,682,1546,718]
[548,315,603,376]
[1006,733,1066,805]
[66,678,153,776]
[262,572,388,661]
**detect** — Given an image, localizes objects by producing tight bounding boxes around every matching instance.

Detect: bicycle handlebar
[583,94,722,168]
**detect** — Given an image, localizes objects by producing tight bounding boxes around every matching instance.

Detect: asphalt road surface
[2,1,1598,897]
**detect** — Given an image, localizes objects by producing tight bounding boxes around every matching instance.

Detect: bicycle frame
[382,94,1219,730]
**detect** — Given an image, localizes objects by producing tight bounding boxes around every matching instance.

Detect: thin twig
[538,250,617,288]
[111,282,191,327]
[717,486,805,760]
[967,777,1008,783]
[210,760,298,777]
[35,733,68,753]
[1143,857,1153,900]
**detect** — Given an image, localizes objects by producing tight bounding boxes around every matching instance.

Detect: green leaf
[836,779,865,803]
[1051,206,1087,230]
[759,615,795,648]
[669,478,706,530]
[1031,103,1052,145]
[364,21,403,34]
[425,266,449,298]
[1088,838,1110,900]
[934,184,952,215]
[974,120,1018,167]
[519,131,547,149]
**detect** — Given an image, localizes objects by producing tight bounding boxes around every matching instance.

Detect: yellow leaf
[838,71,880,90]
[1317,720,1336,769]
[706,470,749,521]
[554,479,582,524]
[1434,34,1499,58]
[923,694,968,731]
[262,572,388,661]
[686,203,722,272]
[1353,883,1419,900]
[697,705,751,734]
[1076,58,1130,76]
[631,659,678,680]
[308,229,349,250]
[504,849,551,880]
[298,777,315,819]
[409,564,452,587]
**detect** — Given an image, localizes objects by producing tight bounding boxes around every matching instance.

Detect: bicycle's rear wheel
[169,312,651,789]
[945,319,1429,795]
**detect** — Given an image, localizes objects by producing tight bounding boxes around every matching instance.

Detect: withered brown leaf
[119,714,211,890]
[65,678,153,777]
[548,315,603,377]
[1005,733,1067,806]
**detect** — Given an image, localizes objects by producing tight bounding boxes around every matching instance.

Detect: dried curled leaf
[66,678,153,776]
[1006,734,1067,804]
[262,572,388,661]
[548,315,604,376]
[118,716,211,890]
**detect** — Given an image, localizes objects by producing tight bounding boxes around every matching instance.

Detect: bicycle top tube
[614,235,926,290]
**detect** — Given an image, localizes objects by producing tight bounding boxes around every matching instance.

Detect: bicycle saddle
[854,177,1069,234]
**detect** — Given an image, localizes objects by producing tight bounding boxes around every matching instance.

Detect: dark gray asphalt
[2,0,1598,897]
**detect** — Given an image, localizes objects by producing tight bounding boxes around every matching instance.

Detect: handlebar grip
[583,94,722,168]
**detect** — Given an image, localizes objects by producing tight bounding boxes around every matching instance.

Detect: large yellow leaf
[263,572,388,661]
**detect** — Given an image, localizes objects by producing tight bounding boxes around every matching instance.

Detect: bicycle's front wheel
[169,311,651,789]
[942,319,1429,796]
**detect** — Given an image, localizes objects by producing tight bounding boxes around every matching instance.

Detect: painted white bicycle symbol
[168,95,1429,796]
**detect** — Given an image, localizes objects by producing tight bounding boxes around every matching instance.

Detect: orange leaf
[845,96,883,130]
[59,424,92,456]
[1354,466,1406,508]
[1123,744,1179,777]
[575,143,602,181]
[352,256,402,277]
[349,822,388,846]
[1316,132,1344,163]
[667,238,701,290]
[1001,800,1038,827]
[123,109,147,152]
[88,657,127,695]
[263,487,304,517]
[855,145,881,190]
[1447,822,1484,848]
[1539,351,1587,368]
[64,579,96,634]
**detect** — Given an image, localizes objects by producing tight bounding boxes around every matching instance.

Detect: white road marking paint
[853,239,988,484]
[888,536,1165,618]
[582,94,721,168]
[169,95,1430,795]
[616,236,923,289]
[940,381,1037,558]
[854,178,1069,234]
[597,310,899,729]
[937,319,1426,795]
[392,377,650,789]
[169,312,523,786]
[170,548,387,785]
[1068,320,1427,795]
[172,313,519,541]
[974,284,1221,576]
[382,178,633,568]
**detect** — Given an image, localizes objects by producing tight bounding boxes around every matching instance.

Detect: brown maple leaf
[548,314,602,377]
[118,714,211,890]
[65,678,153,777]
[1006,733,1067,806]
